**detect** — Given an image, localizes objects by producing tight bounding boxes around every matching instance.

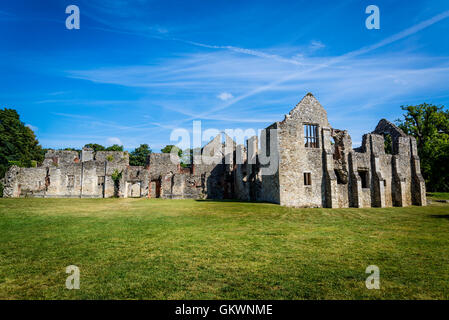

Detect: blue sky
[1,0,449,151]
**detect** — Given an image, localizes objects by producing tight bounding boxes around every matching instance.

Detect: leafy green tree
[161,145,182,157]
[40,148,50,161]
[0,108,43,177]
[383,134,393,155]
[84,143,105,152]
[180,148,194,168]
[129,144,152,166]
[84,144,123,152]
[105,144,124,151]
[111,169,123,197]
[396,103,449,191]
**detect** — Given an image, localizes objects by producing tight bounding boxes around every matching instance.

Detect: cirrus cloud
[217,92,234,101]
[107,137,123,145]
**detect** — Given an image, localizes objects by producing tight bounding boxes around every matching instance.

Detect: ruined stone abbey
[2,93,427,208]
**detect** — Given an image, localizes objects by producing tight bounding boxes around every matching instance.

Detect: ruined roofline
[264,92,330,129]
[372,118,407,137]
[289,92,324,116]
[351,118,410,154]
[200,132,237,151]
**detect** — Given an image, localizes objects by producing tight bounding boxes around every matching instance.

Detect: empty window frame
[358,170,369,188]
[304,172,312,186]
[304,124,319,148]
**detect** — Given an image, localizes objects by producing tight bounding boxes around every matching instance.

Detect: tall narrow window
[383,133,393,154]
[304,124,319,148]
[358,170,369,188]
[334,169,346,184]
[304,172,312,186]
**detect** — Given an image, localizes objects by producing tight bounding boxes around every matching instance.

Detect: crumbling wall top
[44,150,79,165]
[95,151,129,164]
[373,119,407,138]
[282,93,330,128]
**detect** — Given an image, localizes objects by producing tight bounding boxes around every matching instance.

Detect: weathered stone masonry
[2,93,426,208]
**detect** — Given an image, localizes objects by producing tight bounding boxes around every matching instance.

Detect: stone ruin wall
[2,93,426,208]
[2,148,150,199]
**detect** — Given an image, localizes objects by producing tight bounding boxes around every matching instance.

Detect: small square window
[304,172,312,186]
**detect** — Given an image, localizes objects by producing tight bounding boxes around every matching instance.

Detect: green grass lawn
[0,198,448,300]
[428,192,449,200]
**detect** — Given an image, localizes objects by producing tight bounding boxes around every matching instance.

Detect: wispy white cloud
[347,10,449,58]
[76,2,327,69]
[48,91,70,96]
[217,92,234,101]
[206,9,449,117]
[53,8,449,148]
[107,137,122,145]
[66,51,449,122]
[52,112,92,119]
[39,99,134,105]
[80,0,171,38]
[309,40,325,52]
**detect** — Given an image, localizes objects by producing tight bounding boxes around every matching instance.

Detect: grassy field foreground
[0,198,448,299]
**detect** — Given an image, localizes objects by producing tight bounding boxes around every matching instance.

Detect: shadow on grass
[429,214,449,220]
[194,199,270,204]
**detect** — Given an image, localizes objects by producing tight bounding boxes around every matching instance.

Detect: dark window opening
[358,170,369,188]
[264,128,271,157]
[151,179,161,198]
[304,172,312,186]
[383,133,393,154]
[304,124,319,148]
[242,170,248,183]
[334,169,345,184]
